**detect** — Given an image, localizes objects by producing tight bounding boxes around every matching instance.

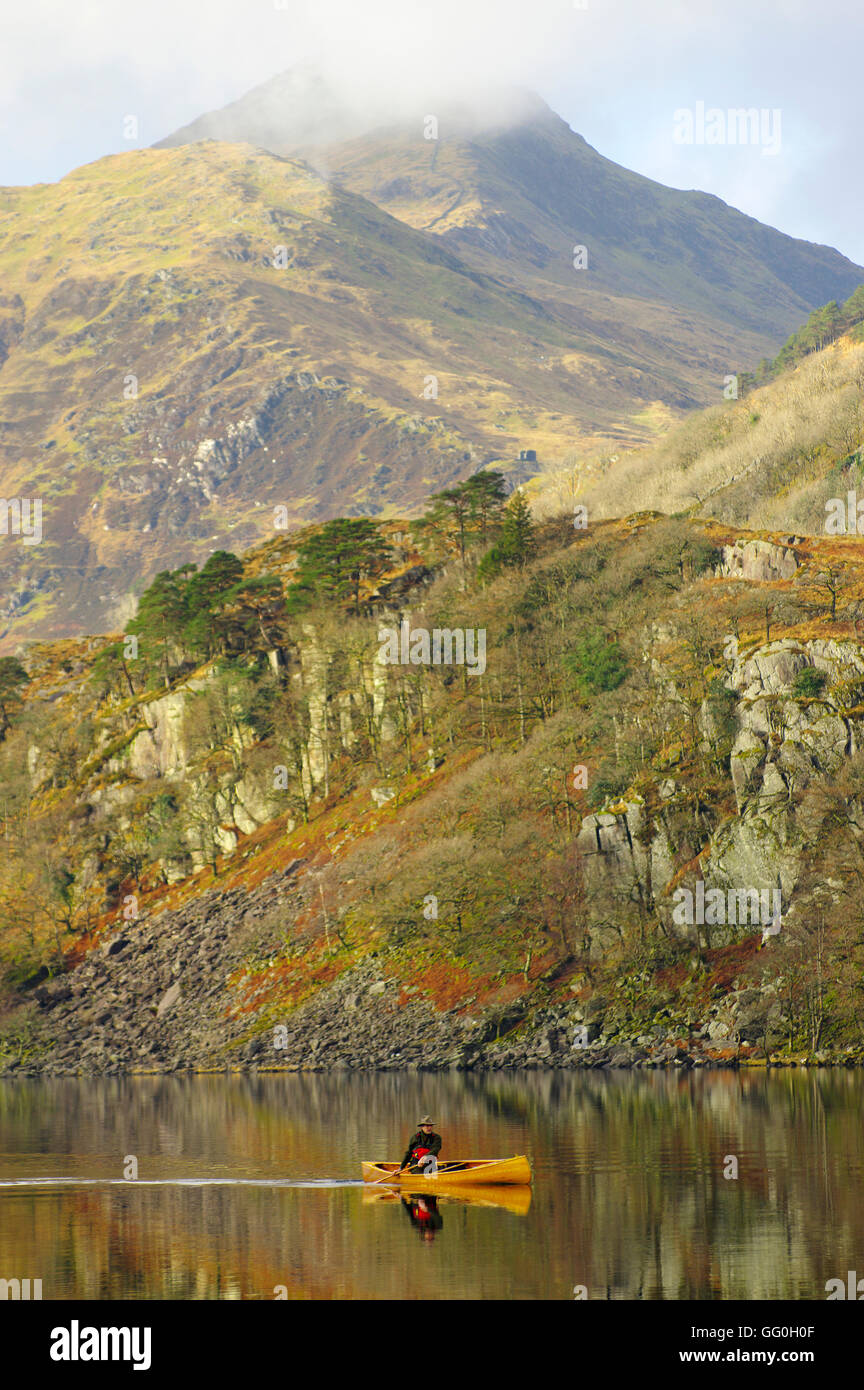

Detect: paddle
[368,1166,402,1184]
[368,1160,445,1184]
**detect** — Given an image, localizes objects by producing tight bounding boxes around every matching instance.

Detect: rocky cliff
[4,510,864,1076]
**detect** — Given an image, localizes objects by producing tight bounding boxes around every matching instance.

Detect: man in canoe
[398,1115,442,1176]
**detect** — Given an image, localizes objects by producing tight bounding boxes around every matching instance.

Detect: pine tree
[127,568,190,687]
[424,470,508,564]
[288,519,391,613]
[89,641,138,702]
[500,490,535,565]
[462,470,508,542]
[564,631,627,697]
[221,574,288,653]
[424,484,475,565]
[842,284,864,324]
[184,551,244,656]
[477,490,535,581]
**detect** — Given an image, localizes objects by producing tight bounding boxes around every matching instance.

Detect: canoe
[362,1183,532,1215]
[361,1156,531,1186]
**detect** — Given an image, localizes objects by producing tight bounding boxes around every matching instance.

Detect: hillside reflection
[1,1071,860,1299]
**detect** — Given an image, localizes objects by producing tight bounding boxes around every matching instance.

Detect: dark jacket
[400,1130,442,1169]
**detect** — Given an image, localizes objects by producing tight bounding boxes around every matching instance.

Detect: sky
[1,0,862,265]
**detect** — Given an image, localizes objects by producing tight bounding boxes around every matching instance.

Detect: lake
[1,1070,860,1300]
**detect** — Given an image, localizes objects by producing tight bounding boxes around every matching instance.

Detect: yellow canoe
[362,1183,532,1215]
[361,1156,531,1186]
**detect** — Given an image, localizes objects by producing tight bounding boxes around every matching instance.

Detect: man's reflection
[401,1193,444,1242]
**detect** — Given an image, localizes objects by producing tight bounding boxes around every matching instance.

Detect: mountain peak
[154,66,558,155]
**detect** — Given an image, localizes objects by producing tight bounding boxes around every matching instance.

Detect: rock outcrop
[716,539,800,583]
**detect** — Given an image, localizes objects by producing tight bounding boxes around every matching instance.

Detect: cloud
[0,0,861,262]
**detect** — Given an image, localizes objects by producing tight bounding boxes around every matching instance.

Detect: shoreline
[4,1051,862,1078]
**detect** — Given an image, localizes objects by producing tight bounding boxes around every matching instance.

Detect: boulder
[716,539,798,583]
[156,982,182,1018]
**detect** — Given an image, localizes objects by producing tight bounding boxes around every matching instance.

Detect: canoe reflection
[362,1183,532,1219]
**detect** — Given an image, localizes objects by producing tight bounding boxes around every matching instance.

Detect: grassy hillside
[535,326,864,534]
[5,479,864,1074]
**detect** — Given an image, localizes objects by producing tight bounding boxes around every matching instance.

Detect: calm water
[0,1070,861,1300]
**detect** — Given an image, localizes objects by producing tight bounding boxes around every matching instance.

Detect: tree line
[82,471,535,702]
[735,283,864,396]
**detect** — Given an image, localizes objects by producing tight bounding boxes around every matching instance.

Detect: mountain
[1,69,862,649]
[158,68,864,347]
[0,143,602,645]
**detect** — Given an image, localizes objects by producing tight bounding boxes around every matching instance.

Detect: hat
[419,1115,435,1125]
